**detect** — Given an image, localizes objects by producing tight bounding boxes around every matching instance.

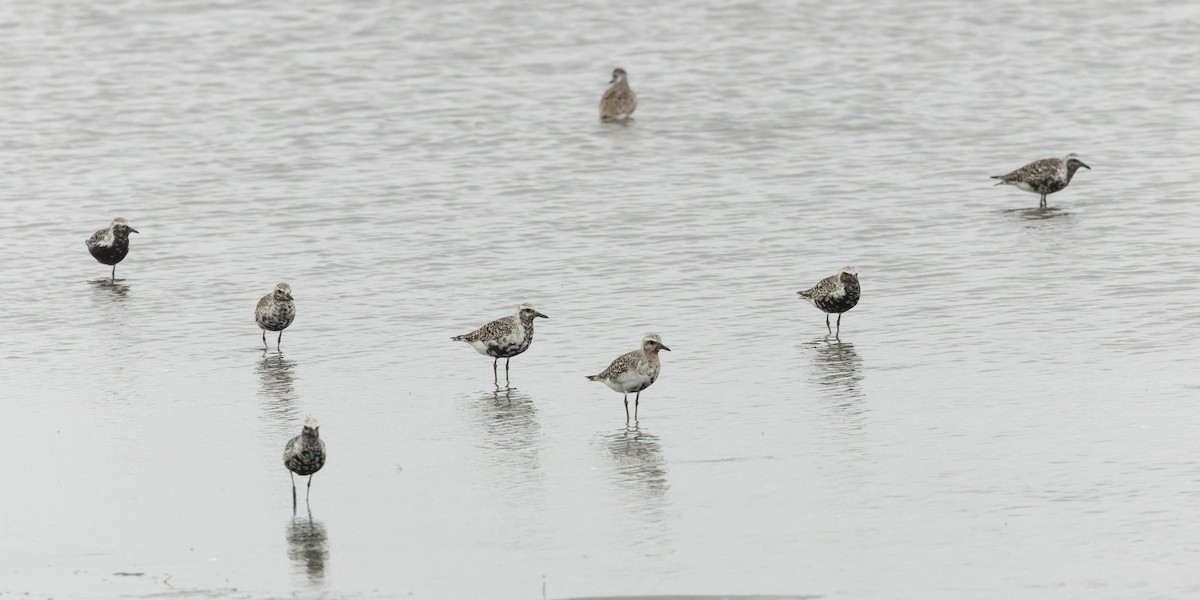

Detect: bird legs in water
[492,357,512,382]
[1040,194,1047,209]
[824,313,843,339]
[264,331,283,351]
[110,265,116,283]
[623,392,643,420]
[290,472,315,513]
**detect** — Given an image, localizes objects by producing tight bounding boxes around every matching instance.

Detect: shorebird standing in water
[599,68,637,121]
[452,303,549,380]
[586,333,670,419]
[86,217,139,282]
[256,283,295,350]
[283,417,326,510]
[797,267,861,338]
[991,153,1091,208]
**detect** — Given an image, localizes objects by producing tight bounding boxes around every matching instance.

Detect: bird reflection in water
[286,508,328,585]
[605,422,669,519]
[806,338,868,436]
[88,278,131,299]
[473,384,543,493]
[257,353,299,435]
[998,206,1071,222]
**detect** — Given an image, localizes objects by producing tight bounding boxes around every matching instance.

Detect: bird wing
[256,293,273,315]
[994,157,1060,184]
[455,315,516,342]
[594,349,642,380]
[600,86,637,116]
[86,228,110,248]
[800,273,842,300]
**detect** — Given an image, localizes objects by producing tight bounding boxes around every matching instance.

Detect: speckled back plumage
[86,218,137,266]
[283,427,326,477]
[991,153,1090,201]
[600,68,637,121]
[257,284,296,332]
[587,334,669,395]
[799,269,861,315]
[452,304,545,359]
[590,348,658,387]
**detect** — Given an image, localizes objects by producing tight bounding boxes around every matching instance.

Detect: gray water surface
[2,0,1200,598]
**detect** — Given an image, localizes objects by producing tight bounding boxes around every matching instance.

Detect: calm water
[2,0,1199,598]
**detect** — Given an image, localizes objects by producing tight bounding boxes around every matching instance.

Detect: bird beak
[286,294,294,300]
[1079,162,1091,170]
[609,76,616,84]
[659,344,671,351]
[536,312,548,319]
[129,227,140,234]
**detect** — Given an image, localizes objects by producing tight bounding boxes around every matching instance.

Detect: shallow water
[2,0,1199,598]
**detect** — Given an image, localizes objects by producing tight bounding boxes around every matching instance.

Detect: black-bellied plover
[586,333,670,419]
[284,417,326,510]
[991,153,1091,208]
[797,267,861,338]
[85,217,139,282]
[600,68,637,121]
[256,283,296,350]
[452,303,548,379]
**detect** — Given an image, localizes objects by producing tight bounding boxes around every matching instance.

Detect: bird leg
[262,330,268,350]
[1040,194,1047,209]
[291,472,297,512]
[111,265,116,283]
[277,331,283,350]
[836,313,842,338]
[505,357,511,379]
[493,358,498,381]
[306,474,313,502]
[624,394,629,420]
[825,314,832,337]
[635,391,640,419]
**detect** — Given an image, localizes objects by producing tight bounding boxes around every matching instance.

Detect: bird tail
[797,290,812,298]
[991,176,1008,186]
[450,335,464,341]
[585,375,598,381]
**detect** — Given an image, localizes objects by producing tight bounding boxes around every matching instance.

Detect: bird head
[642,333,671,353]
[274,283,294,302]
[518,303,549,320]
[1064,153,1091,171]
[111,217,139,235]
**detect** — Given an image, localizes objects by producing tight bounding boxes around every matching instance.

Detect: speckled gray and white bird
[452,303,549,379]
[283,417,326,510]
[991,153,1091,208]
[599,68,637,121]
[85,217,139,282]
[797,267,861,338]
[586,333,670,419]
[256,283,296,351]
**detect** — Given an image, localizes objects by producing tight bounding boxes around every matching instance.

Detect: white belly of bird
[469,328,525,357]
[605,369,654,394]
[1015,181,1036,193]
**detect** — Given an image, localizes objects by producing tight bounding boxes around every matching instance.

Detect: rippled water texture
[2,0,1199,598]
